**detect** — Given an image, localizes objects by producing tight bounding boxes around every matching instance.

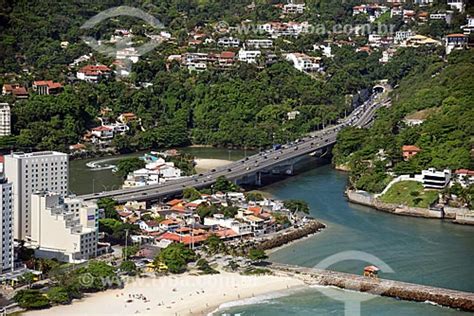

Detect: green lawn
[380,181,439,208]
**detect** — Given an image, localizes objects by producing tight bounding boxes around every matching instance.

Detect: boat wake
[86,158,118,171]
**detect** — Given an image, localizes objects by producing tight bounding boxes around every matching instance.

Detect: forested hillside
[333,50,474,193]
[0,0,471,153]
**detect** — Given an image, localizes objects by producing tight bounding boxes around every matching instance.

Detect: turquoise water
[216,165,474,315]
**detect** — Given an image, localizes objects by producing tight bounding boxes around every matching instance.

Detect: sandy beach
[25,272,306,316]
[194,158,232,172]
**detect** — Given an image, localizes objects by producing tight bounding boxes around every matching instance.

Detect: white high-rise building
[30,192,98,263]
[447,0,464,13]
[0,175,13,272]
[0,103,11,136]
[4,151,68,240]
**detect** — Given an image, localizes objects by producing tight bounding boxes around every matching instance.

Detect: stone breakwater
[270,263,474,312]
[256,220,326,251]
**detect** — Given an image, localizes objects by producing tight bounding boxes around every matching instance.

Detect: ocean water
[215,165,474,315]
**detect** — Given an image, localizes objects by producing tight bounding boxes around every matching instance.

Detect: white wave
[208,288,300,315]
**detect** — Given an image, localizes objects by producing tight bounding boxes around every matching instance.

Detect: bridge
[79,94,390,203]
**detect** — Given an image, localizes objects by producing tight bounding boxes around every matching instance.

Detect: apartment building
[238,49,262,64]
[217,37,240,48]
[445,33,468,55]
[0,176,13,272]
[422,168,451,189]
[204,214,252,235]
[283,3,305,14]
[245,39,273,49]
[447,0,464,13]
[30,192,98,263]
[4,151,68,240]
[0,103,11,136]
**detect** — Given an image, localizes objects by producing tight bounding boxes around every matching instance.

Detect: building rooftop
[9,151,67,158]
[402,145,421,152]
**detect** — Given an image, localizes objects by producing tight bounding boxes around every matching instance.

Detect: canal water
[216,165,474,315]
[69,151,473,315]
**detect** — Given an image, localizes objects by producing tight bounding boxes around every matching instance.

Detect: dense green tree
[155,243,196,274]
[183,187,201,201]
[119,260,137,276]
[14,290,50,309]
[115,158,146,179]
[283,200,310,214]
[97,198,119,219]
[213,176,240,193]
[204,235,225,255]
[75,261,119,292]
[47,287,71,305]
[245,192,265,202]
[247,248,268,262]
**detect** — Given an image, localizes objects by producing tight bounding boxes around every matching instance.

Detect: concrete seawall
[346,190,474,224]
[269,263,474,312]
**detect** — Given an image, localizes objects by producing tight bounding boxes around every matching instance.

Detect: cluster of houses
[164,0,472,74]
[167,21,325,74]
[167,50,277,72]
[401,145,473,190]
[79,111,140,147]
[355,0,471,57]
[113,192,304,250]
[2,80,63,99]
[123,152,183,187]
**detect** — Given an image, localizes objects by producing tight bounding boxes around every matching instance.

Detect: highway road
[80,94,390,203]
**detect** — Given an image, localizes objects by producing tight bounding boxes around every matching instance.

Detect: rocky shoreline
[256,220,326,251]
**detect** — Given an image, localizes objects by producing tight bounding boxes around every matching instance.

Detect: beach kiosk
[363,265,380,278]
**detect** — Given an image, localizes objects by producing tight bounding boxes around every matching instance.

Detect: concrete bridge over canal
[79,94,390,203]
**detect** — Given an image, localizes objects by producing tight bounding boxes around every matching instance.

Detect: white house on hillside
[238,49,262,64]
[285,53,322,72]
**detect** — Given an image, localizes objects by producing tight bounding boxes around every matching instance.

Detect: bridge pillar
[255,172,262,186]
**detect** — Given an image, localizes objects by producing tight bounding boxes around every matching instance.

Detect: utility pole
[72,243,77,271]
[124,229,129,260]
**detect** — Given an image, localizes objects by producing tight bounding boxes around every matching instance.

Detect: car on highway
[274,156,279,160]
[227,168,232,172]
[211,169,216,172]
